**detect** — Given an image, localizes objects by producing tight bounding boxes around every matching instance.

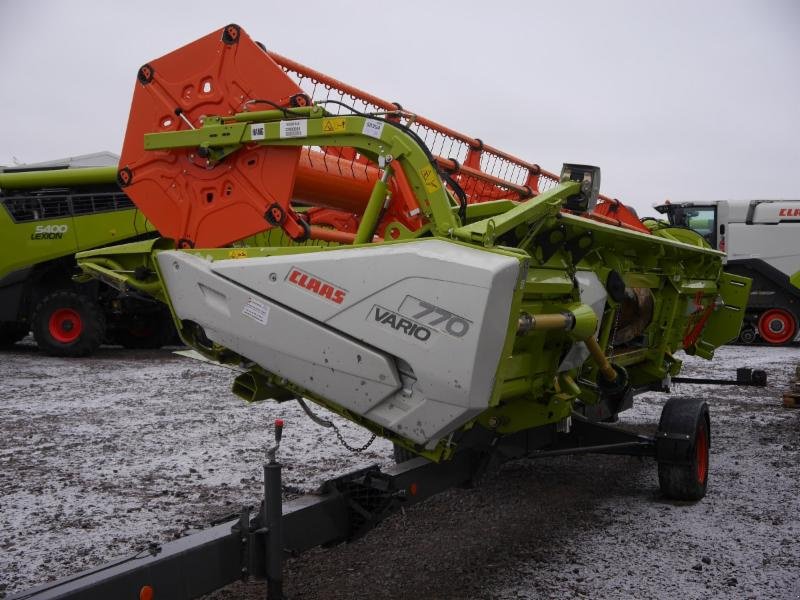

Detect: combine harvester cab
[77,24,751,467]
[2,23,759,600]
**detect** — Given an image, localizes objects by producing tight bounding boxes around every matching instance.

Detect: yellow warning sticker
[228,249,248,259]
[321,117,347,134]
[420,166,441,194]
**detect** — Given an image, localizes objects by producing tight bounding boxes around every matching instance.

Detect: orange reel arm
[119,25,308,248]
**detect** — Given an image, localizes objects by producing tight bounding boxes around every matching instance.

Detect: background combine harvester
[17,24,750,600]
[0,156,175,356]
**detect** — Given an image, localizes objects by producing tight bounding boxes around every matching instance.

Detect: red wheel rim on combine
[695,425,709,484]
[757,308,796,345]
[48,308,83,343]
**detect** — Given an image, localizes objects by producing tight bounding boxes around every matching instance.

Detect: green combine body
[0,165,173,355]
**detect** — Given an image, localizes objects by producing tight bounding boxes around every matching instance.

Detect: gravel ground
[1,340,798,599]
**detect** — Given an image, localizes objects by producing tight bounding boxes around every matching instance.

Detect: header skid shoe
[119,24,305,247]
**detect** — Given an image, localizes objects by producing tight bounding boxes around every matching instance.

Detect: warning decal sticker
[419,165,441,194]
[322,117,347,134]
[242,297,270,325]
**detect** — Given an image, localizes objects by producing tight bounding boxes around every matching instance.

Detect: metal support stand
[264,419,284,600]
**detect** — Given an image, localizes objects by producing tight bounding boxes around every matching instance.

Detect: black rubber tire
[738,326,756,345]
[656,398,710,501]
[751,369,767,387]
[0,322,29,347]
[31,290,105,357]
[114,308,174,349]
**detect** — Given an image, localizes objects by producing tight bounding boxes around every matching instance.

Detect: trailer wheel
[757,308,797,345]
[32,290,105,357]
[0,322,29,347]
[656,397,710,501]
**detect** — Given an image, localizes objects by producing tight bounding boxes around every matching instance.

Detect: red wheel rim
[695,425,709,484]
[758,309,796,345]
[48,308,83,343]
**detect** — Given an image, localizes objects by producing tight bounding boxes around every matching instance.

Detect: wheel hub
[758,309,796,345]
[49,308,83,343]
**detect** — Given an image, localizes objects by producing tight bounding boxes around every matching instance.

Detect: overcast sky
[1,1,797,216]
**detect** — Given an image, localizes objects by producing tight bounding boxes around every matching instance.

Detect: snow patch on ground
[0,340,390,596]
[1,342,798,599]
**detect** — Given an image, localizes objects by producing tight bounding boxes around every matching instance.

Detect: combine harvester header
[76,23,750,461]
[16,23,753,600]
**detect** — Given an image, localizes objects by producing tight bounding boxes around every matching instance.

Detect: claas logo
[778,208,800,217]
[287,268,346,304]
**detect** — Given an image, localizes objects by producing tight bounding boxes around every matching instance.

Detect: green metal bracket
[77,238,175,302]
[142,110,461,236]
[691,271,752,358]
[451,182,580,246]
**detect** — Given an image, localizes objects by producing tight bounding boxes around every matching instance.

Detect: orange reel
[118,24,306,248]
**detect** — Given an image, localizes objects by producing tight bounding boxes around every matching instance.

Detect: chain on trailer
[295,397,376,454]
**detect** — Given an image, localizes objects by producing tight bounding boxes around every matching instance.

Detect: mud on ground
[1,342,798,599]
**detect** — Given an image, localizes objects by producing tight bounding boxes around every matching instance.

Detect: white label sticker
[279,119,308,139]
[362,119,385,139]
[242,297,270,325]
[249,123,266,140]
